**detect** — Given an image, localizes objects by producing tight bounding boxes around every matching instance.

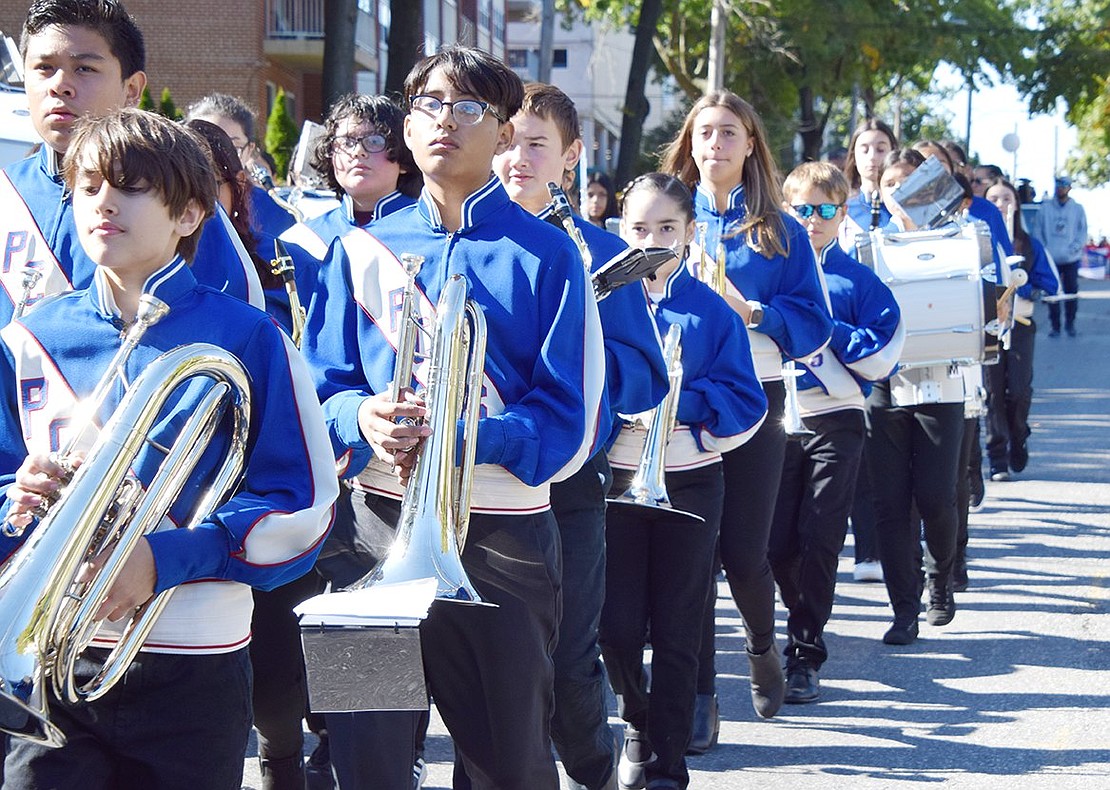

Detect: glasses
[410,95,503,126]
[334,133,388,155]
[791,203,840,220]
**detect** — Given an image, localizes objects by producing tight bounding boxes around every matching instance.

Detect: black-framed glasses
[792,203,841,220]
[410,94,504,125]
[334,133,388,155]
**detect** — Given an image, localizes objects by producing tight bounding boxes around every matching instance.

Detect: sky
[936,65,1108,240]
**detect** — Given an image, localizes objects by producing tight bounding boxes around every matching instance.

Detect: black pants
[328,491,562,790]
[769,409,865,669]
[600,463,723,789]
[250,569,326,766]
[1047,261,1078,330]
[549,452,616,789]
[5,649,252,790]
[985,319,1036,468]
[696,380,785,691]
[865,383,963,623]
[850,444,880,562]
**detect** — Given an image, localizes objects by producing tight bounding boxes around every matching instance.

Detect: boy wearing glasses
[303,47,604,788]
[769,162,904,703]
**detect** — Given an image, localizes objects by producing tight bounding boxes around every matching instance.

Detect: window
[552,48,567,68]
[507,48,529,68]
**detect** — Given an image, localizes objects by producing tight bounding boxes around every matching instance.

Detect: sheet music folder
[296,578,436,712]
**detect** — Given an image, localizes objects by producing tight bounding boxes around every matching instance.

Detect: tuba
[607,324,704,523]
[0,295,251,746]
[348,274,493,606]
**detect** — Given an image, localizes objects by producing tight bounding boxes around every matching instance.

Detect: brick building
[0,0,508,141]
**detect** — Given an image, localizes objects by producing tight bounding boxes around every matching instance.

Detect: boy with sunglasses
[769,162,904,703]
[302,47,604,788]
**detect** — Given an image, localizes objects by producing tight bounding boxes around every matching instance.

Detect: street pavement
[243,278,1110,789]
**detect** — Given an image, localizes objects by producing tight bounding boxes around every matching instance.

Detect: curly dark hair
[312,94,421,198]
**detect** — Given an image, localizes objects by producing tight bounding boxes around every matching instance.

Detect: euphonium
[0,295,251,746]
[607,324,704,523]
[782,360,815,440]
[270,239,307,348]
[349,274,493,605]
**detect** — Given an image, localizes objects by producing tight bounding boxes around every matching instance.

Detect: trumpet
[270,239,307,348]
[607,324,704,523]
[782,361,815,440]
[350,274,493,605]
[0,295,251,746]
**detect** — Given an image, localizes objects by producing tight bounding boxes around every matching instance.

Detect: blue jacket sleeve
[145,320,338,592]
[1020,238,1059,298]
[754,217,833,359]
[830,269,903,381]
[299,238,377,478]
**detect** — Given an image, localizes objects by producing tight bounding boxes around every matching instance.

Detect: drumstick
[996,268,1029,305]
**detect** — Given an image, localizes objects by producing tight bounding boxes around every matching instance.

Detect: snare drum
[856,221,998,369]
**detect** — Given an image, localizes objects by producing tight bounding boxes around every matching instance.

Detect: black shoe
[1048,327,1061,337]
[1066,325,1077,337]
[1010,441,1029,473]
[747,642,786,719]
[926,580,956,626]
[617,727,655,789]
[259,754,307,790]
[883,620,918,645]
[784,664,820,704]
[952,564,969,592]
[990,465,1010,482]
[969,469,985,508]
[686,693,719,755]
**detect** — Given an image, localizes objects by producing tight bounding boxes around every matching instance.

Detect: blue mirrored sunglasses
[792,203,841,220]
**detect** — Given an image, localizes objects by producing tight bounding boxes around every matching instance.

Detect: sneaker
[854,559,884,582]
[926,580,956,626]
[617,727,655,790]
[1010,440,1029,474]
[990,466,1010,482]
[882,620,919,645]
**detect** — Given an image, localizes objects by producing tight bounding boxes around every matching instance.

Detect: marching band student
[493,82,669,790]
[860,148,963,645]
[280,93,422,263]
[602,173,766,790]
[302,46,605,789]
[185,92,296,254]
[982,179,1059,480]
[839,118,898,249]
[0,108,337,790]
[585,170,619,230]
[1,0,264,325]
[661,91,831,743]
[771,162,903,702]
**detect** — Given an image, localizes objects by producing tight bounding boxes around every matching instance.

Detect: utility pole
[538,0,555,83]
[707,0,726,92]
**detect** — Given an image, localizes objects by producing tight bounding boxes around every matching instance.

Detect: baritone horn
[0,295,251,747]
[607,323,704,523]
[349,274,494,606]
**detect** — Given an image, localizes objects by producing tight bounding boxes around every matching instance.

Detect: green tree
[157,87,181,120]
[265,88,299,182]
[138,85,153,112]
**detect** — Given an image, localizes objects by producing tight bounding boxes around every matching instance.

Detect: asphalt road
[243,277,1110,790]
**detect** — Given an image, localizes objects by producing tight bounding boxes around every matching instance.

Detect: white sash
[0,172,71,317]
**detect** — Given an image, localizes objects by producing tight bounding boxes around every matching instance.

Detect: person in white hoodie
[1032,176,1086,337]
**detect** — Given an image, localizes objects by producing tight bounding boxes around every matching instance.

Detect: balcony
[264,0,377,71]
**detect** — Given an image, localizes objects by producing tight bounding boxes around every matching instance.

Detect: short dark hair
[519,82,579,152]
[64,109,215,261]
[185,93,257,143]
[312,93,422,198]
[21,0,145,78]
[403,46,524,123]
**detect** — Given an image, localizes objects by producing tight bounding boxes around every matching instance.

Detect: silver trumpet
[0,295,251,746]
[782,361,815,440]
[607,324,704,523]
[350,274,493,605]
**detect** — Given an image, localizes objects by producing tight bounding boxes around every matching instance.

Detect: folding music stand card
[892,155,965,230]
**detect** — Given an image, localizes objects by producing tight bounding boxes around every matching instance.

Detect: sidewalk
[243,280,1110,789]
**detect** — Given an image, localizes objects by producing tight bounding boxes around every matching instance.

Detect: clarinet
[869,190,882,230]
[547,182,593,273]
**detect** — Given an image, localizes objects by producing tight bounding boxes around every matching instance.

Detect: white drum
[856,221,998,370]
